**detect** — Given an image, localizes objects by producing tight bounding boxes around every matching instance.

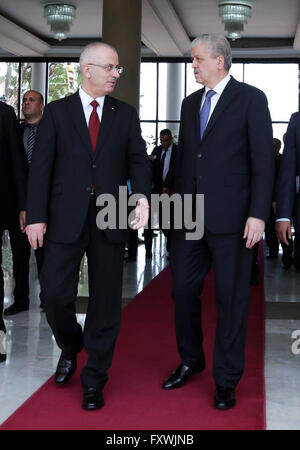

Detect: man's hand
[26,223,47,250]
[275,220,292,246]
[19,210,26,233]
[131,198,150,230]
[243,217,265,249]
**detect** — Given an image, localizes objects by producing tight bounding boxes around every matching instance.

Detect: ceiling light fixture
[44,3,76,41]
[218,0,254,40]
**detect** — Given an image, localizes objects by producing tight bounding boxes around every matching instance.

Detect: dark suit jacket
[0,102,27,226]
[276,112,300,221]
[26,91,152,244]
[151,143,178,194]
[174,76,274,234]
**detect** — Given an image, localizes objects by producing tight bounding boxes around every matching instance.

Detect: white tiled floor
[0,234,300,429]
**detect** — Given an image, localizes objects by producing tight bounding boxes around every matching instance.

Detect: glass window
[48,62,81,103]
[20,63,32,98]
[244,63,298,122]
[158,63,184,121]
[140,62,157,120]
[272,123,289,148]
[140,122,157,154]
[0,62,20,113]
[229,63,243,82]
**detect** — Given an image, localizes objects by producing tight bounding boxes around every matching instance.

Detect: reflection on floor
[0,233,300,430]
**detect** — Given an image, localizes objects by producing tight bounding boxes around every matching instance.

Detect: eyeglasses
[88,63,124,74]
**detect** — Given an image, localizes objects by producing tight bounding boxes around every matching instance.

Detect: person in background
[4,90,45,316]
[276,113,300,268]
[0,100,27,361]
[144,129,178,258]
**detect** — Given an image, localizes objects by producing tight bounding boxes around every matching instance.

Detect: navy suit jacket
[26,91,152,244]
[151,143,178,194]
[174,76,274,234]
[0,102,27,225]
[276,112,300,221]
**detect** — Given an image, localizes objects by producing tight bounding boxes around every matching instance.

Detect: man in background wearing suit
[276,113,300,255]
[0,100,27,362]
[162,34,274,409]
[25,42,151,409]
[145,129,178,257]
[4,90,45,316]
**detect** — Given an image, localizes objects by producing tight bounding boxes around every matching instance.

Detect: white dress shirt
[79,87,105,125]
[200,73,231,121]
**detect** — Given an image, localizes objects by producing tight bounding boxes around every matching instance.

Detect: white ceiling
[0,0,300,58]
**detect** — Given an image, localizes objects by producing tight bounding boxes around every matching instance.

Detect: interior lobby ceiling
[0,0,300,59]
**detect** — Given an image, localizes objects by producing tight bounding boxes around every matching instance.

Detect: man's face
[191,43,222,88]
[85,47,120,96]
[160,134,172,149]
[22,91,44,121]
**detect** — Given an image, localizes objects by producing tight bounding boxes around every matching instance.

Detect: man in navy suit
[25,42,151,410]
[276,113,300,250]
[0,100,27,362]
[162,34,274,409]
[144,129,178,257]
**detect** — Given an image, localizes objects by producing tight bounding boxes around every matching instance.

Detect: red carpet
[1,251,266,430]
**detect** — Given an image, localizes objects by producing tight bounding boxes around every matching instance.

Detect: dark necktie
[160,148,168,181]
[26,125,35,164]
[199,90,216,139]
[89,100,100,152]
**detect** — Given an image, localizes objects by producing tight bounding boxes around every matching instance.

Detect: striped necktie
[26,125,36,164]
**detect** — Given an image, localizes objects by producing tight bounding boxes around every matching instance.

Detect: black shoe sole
[215,399,236,410]
[82,400,105,410]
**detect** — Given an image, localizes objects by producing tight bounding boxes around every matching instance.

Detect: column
[165,62,183,138]
[102,0,142,112]
[31,63,47,99]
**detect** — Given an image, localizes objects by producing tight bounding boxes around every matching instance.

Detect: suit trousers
[41,196,125,390]
[170,229,254,389]
[0,219,34,331]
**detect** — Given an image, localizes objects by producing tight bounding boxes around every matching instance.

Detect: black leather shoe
[4,303,29,316]
[214,386,236,410]
[162,361,205,390]
[82,388,105,410]
[55,353,77,386]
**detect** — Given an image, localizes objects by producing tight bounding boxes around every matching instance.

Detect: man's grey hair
[79,42,118,70]
[191,34,232,72]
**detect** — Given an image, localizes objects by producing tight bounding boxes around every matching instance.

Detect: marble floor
[0,232,300,430]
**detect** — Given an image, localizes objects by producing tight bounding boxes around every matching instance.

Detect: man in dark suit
[276,113,300,255]
[144,129,178,257]
[4,90,45,316]
[25,42,151,409]
[266,137,294,268]
[0,100,28,362]
[162,34,274,409]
